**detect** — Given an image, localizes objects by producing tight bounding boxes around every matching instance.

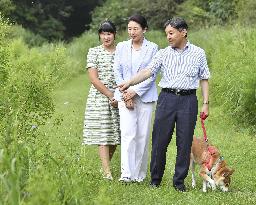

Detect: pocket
[186,63,199,77]
[185,66,198,77]
[188,95,198,114]
[156,91,167,109]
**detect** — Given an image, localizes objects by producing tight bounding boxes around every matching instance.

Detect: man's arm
[118,68,152,91]
[200,79,209,116]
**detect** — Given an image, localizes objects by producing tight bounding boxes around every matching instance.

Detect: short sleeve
[86,48,98,69]
[148,49,163,76]
[199,51,210,79]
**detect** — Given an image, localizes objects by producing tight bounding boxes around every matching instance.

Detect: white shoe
[135,178,144,183]
[119,177,132,183]
[103,174,113,180]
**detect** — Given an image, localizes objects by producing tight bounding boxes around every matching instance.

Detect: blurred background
[1,0,255,42]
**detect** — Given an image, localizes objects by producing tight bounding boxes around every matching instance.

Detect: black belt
[162,88,196,96]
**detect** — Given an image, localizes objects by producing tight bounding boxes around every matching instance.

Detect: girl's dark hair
[128,14,148,30]
[98,20,116,34]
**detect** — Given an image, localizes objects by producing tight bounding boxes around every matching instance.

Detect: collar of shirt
[170,41,190,53]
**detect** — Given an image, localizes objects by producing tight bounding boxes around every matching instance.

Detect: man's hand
[201,105,209,119]
[116,68,152,91]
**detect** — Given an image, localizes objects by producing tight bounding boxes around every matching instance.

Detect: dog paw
[211,184,216,190]
[220,185,228,192]
[192,180,196,188]
[202,187,207,192]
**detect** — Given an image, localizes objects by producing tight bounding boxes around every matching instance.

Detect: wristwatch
[203,101,209,104]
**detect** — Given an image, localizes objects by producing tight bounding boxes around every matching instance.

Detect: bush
[236,0,256,26]
[8,25,46,47]
[0,15,93,203]
[90,0,178,31]
[190,26,256,130]
[177,0,237,29]
[65,31,99,74]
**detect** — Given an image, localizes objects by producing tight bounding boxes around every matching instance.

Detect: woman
[83,20,120,180]
[114,14,158,182]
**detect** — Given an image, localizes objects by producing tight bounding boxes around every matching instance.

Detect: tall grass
[190,26,256,130]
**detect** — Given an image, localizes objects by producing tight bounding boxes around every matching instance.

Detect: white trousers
[118,98,154,181]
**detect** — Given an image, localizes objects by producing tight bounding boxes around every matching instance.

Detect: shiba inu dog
[190,137,234,192]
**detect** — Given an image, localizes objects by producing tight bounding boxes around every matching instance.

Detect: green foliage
[1,0,103,41]
[190,26,256,129]
[208,0,237,24]
[130,0,178,29]
[91,0,256,32]
[12,73,255,204]
[90,0,129,31]
[9,0,71,40]
[65,31,99,74]
[8,25,46,47]
[178,0,237,28]
[90,0,178,31]
[2,0,256,42]
[177,0,211,28]
[1,10,256,203]
[0,15,10,85]
[236,0,256,25]
[0,0,15,16]
[0,16,100,203]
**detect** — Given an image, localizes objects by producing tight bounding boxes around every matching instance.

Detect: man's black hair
[164,17,188,30]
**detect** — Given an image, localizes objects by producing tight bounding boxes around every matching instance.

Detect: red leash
[200,112,208,142]
[200,112,219,171]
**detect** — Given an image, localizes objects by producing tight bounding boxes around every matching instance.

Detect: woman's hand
[122,89,137,110]
[122,89,137,101]
[109,98,118,108]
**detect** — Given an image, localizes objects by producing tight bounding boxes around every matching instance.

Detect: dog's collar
[211,156,224,175]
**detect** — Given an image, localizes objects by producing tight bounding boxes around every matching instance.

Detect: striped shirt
[148,41,210,89]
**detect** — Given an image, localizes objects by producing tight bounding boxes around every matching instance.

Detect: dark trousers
[150,90,198,186]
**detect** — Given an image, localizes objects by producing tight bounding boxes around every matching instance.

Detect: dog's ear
[222,168,234,177]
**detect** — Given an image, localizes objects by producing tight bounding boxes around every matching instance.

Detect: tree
[90,0,178,31]
[236,0,256,25]
[177,0,237,28]
[1,0,103,41]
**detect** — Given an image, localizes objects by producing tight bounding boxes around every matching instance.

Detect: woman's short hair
[128,14,148,30]
[98,20,116,34]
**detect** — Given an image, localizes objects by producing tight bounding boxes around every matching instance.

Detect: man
[118,17,210,192]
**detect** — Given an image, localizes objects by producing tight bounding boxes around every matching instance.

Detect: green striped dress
[83,45,121,145]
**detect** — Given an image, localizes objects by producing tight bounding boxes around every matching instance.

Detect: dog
[190,136,234,192]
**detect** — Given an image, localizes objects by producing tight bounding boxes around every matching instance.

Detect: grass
[27,72,256,204]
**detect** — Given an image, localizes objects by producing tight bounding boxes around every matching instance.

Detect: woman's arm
[88,68,114,99]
